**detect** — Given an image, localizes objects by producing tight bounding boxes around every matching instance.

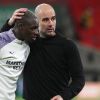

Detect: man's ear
[18,23,24,30]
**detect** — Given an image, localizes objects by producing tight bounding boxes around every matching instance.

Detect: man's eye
[31,26,38,30]
[43,18,49,22]
[52,17,56,21]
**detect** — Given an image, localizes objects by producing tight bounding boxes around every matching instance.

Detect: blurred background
[0,0,100,100]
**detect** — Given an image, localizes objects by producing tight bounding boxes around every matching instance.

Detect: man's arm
[60,40,85,100]
[0,8,28,32]
[0,19,14,32]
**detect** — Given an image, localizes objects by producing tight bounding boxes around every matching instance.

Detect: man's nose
[34,30,39,35]
[48,20,53,25]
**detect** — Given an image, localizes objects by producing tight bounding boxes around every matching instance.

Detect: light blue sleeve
[0,30,15,49]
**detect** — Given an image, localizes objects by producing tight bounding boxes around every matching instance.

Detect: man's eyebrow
[42,16,56,20]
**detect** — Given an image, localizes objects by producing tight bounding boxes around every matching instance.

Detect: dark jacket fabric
[0,20,85,100]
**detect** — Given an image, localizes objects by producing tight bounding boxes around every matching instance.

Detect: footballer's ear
[18,22,24,30]
[15,20,24,30]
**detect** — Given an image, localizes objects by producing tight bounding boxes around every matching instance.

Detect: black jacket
[0,20,85,100]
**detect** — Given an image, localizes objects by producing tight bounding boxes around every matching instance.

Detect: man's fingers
[14,12,25,16]
[8,8,28,25]
[15,8,28,13]
[51,95,63,100]
[13,16,22,19]
[51,96,57,100]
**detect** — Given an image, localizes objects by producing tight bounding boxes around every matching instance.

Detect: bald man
[1,3,85,100]
[0,10,38,100]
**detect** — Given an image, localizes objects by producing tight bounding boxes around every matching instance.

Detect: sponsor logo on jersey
[6,60,25,70]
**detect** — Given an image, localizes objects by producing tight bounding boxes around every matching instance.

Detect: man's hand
[8,8,28,25]
[51,95,63,100]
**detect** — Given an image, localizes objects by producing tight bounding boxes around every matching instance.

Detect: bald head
[34,3,56,38]
[35,3,55,18]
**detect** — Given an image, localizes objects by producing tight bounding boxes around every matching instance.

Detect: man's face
[38,9,56,37]
[21,18,39,42]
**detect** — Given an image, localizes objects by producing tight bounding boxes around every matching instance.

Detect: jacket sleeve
[60,40,85,100]
[0,19,14,32]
